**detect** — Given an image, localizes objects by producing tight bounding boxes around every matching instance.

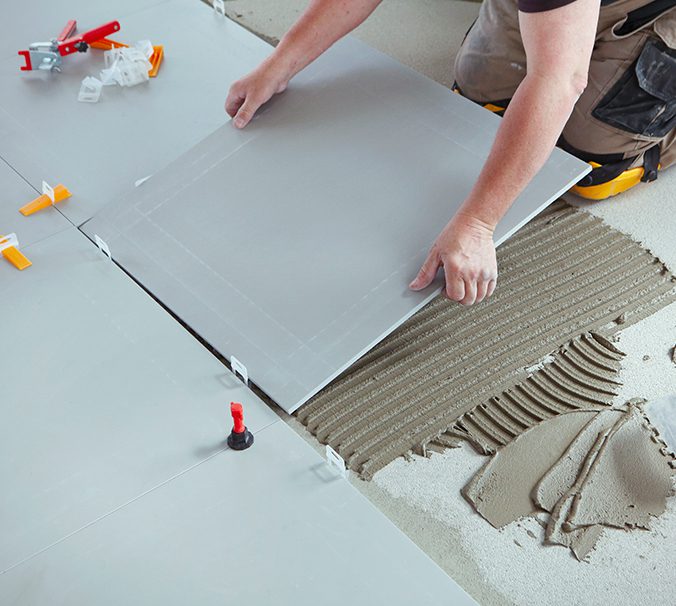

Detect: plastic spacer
[227,402,254,450]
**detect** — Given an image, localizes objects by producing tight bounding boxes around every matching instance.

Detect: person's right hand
[225,60,290,129]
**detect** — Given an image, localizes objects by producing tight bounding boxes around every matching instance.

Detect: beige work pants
[454,0,676,170]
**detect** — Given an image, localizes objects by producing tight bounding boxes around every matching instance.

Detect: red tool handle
[230,402,246,434]
[17,50,32,71]
[57,20,77,42]
[58,20,121,56]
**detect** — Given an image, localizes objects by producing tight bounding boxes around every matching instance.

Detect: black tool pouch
[592,38,676,138]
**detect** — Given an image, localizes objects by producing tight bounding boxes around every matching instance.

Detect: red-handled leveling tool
[18,19,121,72]
[227,402,254,451]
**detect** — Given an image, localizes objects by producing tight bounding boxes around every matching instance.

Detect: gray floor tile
[0,422,476,606]
[0,227,278,573]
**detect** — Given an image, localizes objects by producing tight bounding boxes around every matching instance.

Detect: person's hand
[225,59,290,129]
[409,212,498,305]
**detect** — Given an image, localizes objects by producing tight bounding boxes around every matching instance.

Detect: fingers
[225,79,264,128]
[475,279,488,304]
[225,85,245,118]
[443,264,497,306]
[233,96,261,129]
[446,275,465,302]
[409,251,441,291]
[460,278,477,306]
[441,261,464,302]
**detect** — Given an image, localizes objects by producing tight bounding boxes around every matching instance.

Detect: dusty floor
[218,1,676,604]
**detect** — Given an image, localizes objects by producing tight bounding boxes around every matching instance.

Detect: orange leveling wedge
[20,183,72,216]
[90,38,164,77]
[0,234,31,270]
[148,45,164,77]
[89,38,129,50]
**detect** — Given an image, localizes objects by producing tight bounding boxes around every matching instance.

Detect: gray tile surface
[0,422,477,606]
[0,0,271,225]
[0,158,71,248]
[83,36,590,412]
[0,227,278,573]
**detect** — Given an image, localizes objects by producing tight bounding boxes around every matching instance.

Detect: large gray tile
[0,158,71,248]
[83,36,590,413]
[0,0,271,225]
[0,422,477,606]
[0,228,278,573]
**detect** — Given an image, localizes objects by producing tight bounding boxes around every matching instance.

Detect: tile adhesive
[297,203,675,476]
[464,403,675,560]
[296,202,676,558]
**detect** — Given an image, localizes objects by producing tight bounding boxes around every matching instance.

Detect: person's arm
[410,0,600,305]
[225,0,382,128]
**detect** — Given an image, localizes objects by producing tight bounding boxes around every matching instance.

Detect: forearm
[269,0,383,81]
[458,72,582,231]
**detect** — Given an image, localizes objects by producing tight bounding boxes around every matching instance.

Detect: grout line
[75,226,283,411]
[0,156,39,196]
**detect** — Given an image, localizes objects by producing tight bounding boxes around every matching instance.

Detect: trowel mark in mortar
[566,406,676,531]
[445,332,624,455]
[464,404,675,560]
[297,205,675,479]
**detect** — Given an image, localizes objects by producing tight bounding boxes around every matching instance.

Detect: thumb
[233,96,260,129]
[409,251,440,291]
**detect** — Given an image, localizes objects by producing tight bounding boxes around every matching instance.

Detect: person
[225,0,675,306]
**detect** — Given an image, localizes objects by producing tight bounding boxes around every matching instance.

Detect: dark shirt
[518,0,578,12]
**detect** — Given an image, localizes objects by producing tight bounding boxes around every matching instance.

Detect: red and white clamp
[18,19,121,72]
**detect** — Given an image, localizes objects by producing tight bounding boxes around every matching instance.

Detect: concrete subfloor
[217,1,675,604]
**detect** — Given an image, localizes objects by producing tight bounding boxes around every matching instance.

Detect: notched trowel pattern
[445,333,624,455]
[297,203,676,478]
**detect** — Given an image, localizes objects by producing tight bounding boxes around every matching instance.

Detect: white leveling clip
[213,0,225,16]
[42,181,55,203]
[230,355,248,385]
[94,234,112,261]
[326,445,347,479]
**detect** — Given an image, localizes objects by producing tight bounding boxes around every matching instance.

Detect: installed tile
[0,422,477,605]
[0,0,271,225]
[83,36,590,412]
[0,158,71,247]
[0,228,278,573]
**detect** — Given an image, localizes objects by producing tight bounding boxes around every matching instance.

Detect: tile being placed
[0,157,71,248]
[0,422,477,606]
[0,0,271,225]
[83,36,590,413]
[0,227,278,573]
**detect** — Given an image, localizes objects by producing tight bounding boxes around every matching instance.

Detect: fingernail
[234,118,244,128]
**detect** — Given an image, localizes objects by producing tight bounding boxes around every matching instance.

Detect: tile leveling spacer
[0,234,32,270]
[227,402,254,450]
[19,182,72,216]
[89,38,164,77]
[18,19,121,72]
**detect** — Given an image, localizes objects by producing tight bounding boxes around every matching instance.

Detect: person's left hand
[409,212,498,305]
